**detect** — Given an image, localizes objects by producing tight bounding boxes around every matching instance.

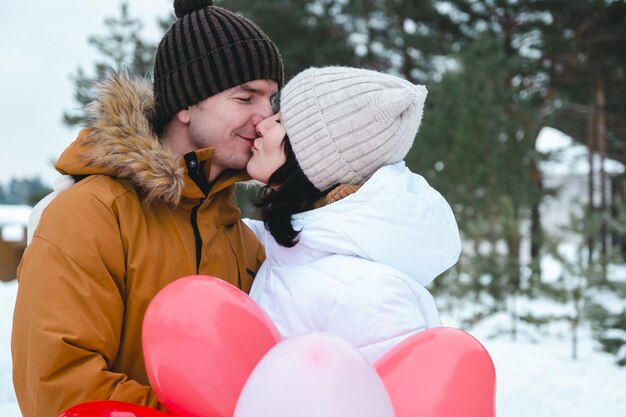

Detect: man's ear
[176,107,191,124]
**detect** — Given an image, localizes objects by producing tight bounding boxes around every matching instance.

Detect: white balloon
[234,332,394,417]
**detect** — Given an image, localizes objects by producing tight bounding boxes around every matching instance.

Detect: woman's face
[247,111,287,184]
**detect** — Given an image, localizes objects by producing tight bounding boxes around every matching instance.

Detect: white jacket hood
[263,162,461,286]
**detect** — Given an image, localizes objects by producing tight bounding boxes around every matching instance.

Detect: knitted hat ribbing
[153,0,284,122]
[280,66,427,191]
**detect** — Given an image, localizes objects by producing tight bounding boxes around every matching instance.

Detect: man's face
[186,79,279,178]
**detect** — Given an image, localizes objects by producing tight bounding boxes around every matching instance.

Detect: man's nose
[252,101,274,127]
[254,114,273,136]
[259,98,274,118]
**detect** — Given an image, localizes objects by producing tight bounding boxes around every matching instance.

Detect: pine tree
[409,33,540,338]
[536,0,626,257]
[63,2,166,127]
[587,188,626,366]
[0,177,52,206]
[425,0,562,287]
[541,207,616,361]
[0,186,8,205]
[338,0,467,82]
[587,291,626,366]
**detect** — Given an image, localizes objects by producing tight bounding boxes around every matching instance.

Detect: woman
[244,66,461,363]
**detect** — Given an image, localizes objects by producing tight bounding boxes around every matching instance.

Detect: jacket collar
[54,71,248,207]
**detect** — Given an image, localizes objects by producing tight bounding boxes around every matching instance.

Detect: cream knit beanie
[280,66,427,191]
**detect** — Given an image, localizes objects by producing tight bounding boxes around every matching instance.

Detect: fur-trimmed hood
[55,72,187,206]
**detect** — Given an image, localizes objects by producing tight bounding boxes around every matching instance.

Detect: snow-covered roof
[0,205,31,226]
[537,127,625,177]
[0,205,30,242]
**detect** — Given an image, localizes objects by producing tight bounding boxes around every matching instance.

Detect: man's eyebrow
[239,85,258,93]
[237,84,278,95]
[238,84,261,94]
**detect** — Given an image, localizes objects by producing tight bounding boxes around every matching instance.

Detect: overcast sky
[0,0,171,186]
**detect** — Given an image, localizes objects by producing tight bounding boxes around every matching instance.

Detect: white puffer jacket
[245,162,461,363]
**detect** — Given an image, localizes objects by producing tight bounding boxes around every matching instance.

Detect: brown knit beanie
[153,0,284,122]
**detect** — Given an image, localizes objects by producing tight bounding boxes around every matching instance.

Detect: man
[11,1,283,416]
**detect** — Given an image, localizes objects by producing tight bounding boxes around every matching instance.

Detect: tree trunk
[596,76,608,256]
[612,177,626,261]
[397,14,414,83]
[510,292,518,342]
[571,315,579,361]
[587,99,596,261]
[571,280,583,361]
[530,169,543,289]
[508,234,521,342]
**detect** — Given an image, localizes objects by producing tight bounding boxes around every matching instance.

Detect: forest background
[1,0,625,369]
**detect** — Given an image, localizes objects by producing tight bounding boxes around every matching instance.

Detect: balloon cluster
[60,276,496,417]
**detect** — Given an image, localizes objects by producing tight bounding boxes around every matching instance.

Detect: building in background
[537,127,625,239]
[0,205,31,282]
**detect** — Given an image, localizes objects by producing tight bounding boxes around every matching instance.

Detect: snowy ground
[1,279,625,417]
[1,280,18,417]
[466,315,626,417]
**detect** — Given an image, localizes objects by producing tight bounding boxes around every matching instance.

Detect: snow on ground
[1,279,625,417]
[1,280,18,417]
[483,334,625,416]
[461,313,626,417]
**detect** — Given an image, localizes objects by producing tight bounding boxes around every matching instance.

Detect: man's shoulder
[30,175,139,248]
[56,175,136,209]
[64,175,136,205]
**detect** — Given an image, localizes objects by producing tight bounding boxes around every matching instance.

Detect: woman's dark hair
[256,135,334,247]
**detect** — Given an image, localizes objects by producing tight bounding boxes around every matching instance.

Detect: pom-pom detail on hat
[174,0,214,18]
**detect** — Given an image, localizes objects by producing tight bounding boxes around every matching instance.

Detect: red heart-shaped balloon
[59,400,171,417]
[375,327,496,417]
[142,275,282,417]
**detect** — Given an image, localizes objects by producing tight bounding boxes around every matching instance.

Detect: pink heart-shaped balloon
[142,275,282,417]
[375,327,496,417]
[59,400,171,417]
[234,332,394,417]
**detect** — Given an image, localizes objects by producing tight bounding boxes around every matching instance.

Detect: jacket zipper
[184,152,211,273]
[190,201,204,273]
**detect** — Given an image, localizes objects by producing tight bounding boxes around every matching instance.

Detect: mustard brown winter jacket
[11,73,265,417]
